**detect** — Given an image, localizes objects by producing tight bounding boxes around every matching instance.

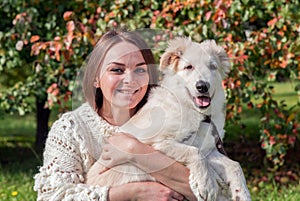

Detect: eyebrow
[108,61,147,67]
[136,62,147,67]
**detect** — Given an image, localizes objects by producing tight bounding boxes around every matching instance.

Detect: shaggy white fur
[86,38,251,201]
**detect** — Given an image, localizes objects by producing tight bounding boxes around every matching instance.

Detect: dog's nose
[196,80,210,93]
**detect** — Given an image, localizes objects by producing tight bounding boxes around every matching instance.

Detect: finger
[171,192,184,201]
[102,144,113,151]
[98,154,113,168]
[98,167,110,174]
[169,198,181,201]
[101,153,111,160]
[103,143,121,154]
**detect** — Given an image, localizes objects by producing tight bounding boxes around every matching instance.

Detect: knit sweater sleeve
[34,111,109,201]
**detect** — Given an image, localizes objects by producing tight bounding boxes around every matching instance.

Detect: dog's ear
[205,40,231,79]
[160,37,191,72]
[160,51,182,72]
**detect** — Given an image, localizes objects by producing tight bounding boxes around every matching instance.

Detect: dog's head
[160,37,231,113]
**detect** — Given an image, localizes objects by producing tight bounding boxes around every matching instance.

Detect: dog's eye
[184,65,194,70]
[209,61,218,70]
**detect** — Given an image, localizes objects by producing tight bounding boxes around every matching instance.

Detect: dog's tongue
[195,96,211,108]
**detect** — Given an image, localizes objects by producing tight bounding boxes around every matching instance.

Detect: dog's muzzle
[194,80,211,108]
[196,80,210,93]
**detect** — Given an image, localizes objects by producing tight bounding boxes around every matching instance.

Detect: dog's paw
[189,163,218,201]
[223,161,251,201]
[231,185,251,201]
[199,176,218,201]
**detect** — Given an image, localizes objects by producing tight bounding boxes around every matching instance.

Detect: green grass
[225,80,299,142]
[0,142,41,201]
[272,81,299,107]
[0,81,299,200]
[250,181,300,201]
[0,112,36,143]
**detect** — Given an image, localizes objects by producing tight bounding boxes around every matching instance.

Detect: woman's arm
[108,181,184,201]
[102,133,197,201]
[37,113,184,201]
[34,113,109,201]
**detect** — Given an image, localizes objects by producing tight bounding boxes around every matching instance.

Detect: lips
[193,96,211,108]
[116,89,138,94]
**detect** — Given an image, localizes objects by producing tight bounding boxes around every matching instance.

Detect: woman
[34,30,198,201]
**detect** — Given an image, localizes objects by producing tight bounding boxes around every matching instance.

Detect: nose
[123,71,134,84]
[196,80,210,93]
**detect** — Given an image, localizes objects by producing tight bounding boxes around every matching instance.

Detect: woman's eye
[184,65,194,70]
[110,68,124,73]
[134,68,147,74]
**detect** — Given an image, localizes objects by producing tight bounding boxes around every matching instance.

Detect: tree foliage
[0,0,299,167]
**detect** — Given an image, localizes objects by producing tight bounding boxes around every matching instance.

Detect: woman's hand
[106,132,141,153]
[100,142,133,169]
[100,132,197,201]
[109,181,185,201]
[99,132,145,169]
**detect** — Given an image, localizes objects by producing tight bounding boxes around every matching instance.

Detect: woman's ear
[94,77,101,88]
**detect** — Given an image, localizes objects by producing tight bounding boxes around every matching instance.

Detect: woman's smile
[97,41,150,112]
[116,88,139,95]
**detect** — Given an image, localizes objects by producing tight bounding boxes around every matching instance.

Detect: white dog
[86,38,251,201]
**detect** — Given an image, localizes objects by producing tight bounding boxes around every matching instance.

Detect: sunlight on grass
[272,81,299,108]
[225,81,299,142]
[250,181,300,201]
[0,172,37,201]
[251,81,299,108]
[0,111,36,143]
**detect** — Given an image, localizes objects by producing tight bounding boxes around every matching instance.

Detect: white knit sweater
[34,102,202,201]
[34,103,119,201]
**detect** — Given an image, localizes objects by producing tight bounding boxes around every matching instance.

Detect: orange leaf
[30,35,40,43]
[256,103,263,108]
[275,124,282,129]
[263,129,271,137]
[264,60,271,65]
[267,17,277,27]
[287,113,295,123]
[63,11,73,21]
[237,106,242,113]
[277,30,284,37]
[235,80,241,87]
[52,88,60,96]
[55,42,62,61]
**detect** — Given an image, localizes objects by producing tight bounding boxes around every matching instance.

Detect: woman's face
[97,42,149,111]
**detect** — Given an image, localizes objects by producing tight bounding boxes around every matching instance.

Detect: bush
[0,0,299,167]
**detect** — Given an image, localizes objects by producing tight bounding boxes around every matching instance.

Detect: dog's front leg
[207,150,251,201]
[152,140,199,165]
[153,141,219,201]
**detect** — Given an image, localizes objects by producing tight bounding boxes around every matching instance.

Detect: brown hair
[82,29,158,112]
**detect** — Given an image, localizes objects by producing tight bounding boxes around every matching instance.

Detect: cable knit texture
[34,102,203,200]
[34,103,119,201]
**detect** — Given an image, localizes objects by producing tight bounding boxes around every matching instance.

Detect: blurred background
[0,0,299,200]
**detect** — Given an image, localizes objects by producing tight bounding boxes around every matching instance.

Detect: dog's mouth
[193,96,211,109]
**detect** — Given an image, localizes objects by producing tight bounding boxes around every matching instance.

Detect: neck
[99,103,136,126]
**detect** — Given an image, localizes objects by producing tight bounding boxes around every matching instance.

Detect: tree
[0,0,299,167]
[0,1,92,148]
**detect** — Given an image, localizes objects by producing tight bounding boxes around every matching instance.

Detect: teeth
[118,89,136,94]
